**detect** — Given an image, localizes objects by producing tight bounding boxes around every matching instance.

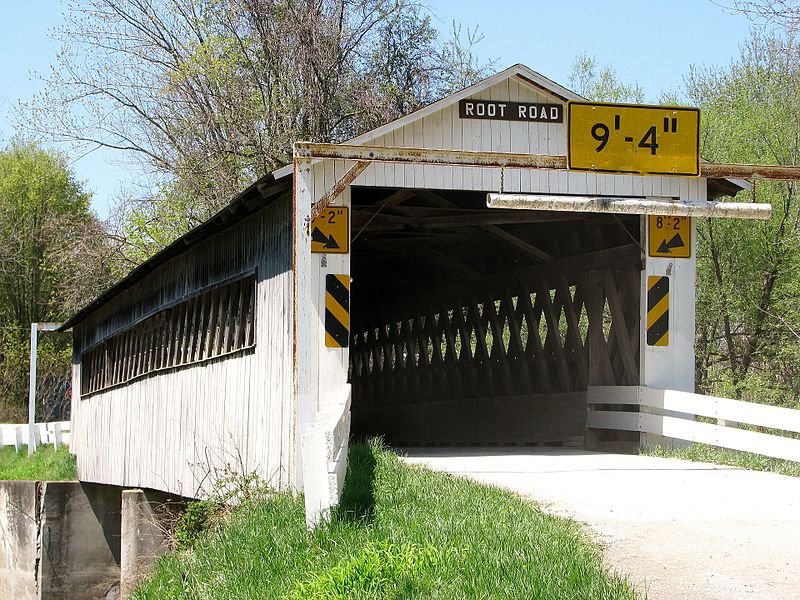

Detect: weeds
[644,443,800,477]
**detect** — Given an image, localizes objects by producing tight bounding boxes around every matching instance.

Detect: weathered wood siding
[70,195,293,497]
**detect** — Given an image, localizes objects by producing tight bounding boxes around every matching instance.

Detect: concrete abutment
[0,480,181,599]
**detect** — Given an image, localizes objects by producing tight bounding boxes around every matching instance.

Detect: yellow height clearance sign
[568,102,700,176]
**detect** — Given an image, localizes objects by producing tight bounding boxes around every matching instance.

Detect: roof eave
[59,171,292,332]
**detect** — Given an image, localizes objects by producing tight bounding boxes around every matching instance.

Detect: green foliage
[0,141,114,420]
[0,445,77,481]
[134,440,634,599]
[688,32,800,405]
[568,53,645,103]
[644,443,800,478]
[0,140,92,327]
[174,500,220,550]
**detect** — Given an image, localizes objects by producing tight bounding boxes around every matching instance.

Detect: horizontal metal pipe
[486,193,773,220]
[294,142,800,182]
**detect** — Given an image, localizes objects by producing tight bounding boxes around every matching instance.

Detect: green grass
[0,445,77,480]
[134,439,635,600]
[644,443,800,477]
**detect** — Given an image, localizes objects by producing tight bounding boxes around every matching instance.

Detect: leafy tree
[568,53,645,103]
[731,0,800,31]
[0,141,115,421]
[24,0,492,261]
[688,32,800,407]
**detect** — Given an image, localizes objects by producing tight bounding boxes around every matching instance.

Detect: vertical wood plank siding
[70,195,293,497]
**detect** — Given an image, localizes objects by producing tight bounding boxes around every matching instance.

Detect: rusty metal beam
[700,163,800,181]
[294,142,800,182]
[310,160,370,223]
[295,142,567,170]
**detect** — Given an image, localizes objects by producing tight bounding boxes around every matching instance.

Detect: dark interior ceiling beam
[480,223,553,262]
[354,233,473,248]
[414,189,553,262]
[421,245,482,280]
[351,212,416,226]
[356,243,641,324]
[351,188,417,240]
[417,213,575,228]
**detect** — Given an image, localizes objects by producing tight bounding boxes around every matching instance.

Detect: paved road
[399,447,800,600]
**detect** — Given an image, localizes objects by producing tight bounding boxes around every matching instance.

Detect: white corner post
[640,217,697,389]
[294,156,316,490]
[639,215,698,449]
[28,322,62,455]
[295,150,358,528]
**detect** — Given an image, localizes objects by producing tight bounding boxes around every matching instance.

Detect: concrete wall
[38,482,122,599]
[120,489,184,598]
[0,480,179,599]
[0,480,41,600]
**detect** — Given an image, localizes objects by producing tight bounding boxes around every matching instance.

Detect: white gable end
[281,64,706,203]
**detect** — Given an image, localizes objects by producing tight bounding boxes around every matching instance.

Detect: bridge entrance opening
[347,186,642,448]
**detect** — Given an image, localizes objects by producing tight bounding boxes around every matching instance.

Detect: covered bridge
[62,64,749,507]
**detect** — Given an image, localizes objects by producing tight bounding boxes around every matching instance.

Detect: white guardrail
[587,386,800,462]
[302,384,352,529]
[0,421,70,451]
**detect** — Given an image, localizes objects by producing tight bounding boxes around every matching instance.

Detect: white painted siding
[70,195,294,498]
[346,75,705,203]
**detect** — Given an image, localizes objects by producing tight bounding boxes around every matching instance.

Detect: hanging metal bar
[486,193,772,220]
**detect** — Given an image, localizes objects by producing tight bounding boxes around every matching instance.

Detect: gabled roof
[272,64,582,179]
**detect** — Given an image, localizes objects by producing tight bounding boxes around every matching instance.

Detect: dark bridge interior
[348,186,642,447]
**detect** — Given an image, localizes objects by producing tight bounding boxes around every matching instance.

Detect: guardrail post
[53,423,63,449]
[28,323,38,455]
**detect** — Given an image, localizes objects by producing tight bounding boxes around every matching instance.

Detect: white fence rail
[0,421,70,451]
[587,386,800,462]
[302,384,352,528]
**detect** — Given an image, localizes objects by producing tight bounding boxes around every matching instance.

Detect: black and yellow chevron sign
[325,274,350,348]
[647,275,669,346]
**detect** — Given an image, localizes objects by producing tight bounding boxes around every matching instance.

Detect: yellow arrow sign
[648,215,691,258]
[311,207,349,254]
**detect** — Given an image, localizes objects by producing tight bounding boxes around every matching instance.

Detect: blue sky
[0,0,763,218]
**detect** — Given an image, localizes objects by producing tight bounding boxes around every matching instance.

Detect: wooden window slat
[80,276,256,394]
[81,274,257,395]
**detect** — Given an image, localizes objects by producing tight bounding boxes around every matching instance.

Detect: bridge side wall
[70,195,294,497]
